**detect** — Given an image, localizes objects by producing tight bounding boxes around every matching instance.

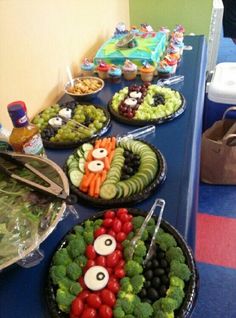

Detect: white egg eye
[59,107,72,119]
[84,266,109,291]
[88,160,104,172]
[48,116,63,128]
[94,234,116,256]
[124,98,137,107]
[129,91,142,99]
[92,148,108,160]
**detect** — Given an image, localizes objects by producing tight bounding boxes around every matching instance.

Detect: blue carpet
[192,263,236,318]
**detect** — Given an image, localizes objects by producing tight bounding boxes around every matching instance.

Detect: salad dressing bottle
[7,101,46,156]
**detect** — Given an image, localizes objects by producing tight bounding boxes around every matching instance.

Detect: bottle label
[23,134,45,155]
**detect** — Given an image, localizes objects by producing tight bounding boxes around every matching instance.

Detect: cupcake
[108,65,122,83]
[157,60,173,78]
[167,43,181,61]
[81,58,95,76]
[97,61,110,79]
[164,54,178,74]
[139,61,155,82]
[122,59,138,80]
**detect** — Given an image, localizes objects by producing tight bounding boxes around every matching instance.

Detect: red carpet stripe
[196,213,236,269]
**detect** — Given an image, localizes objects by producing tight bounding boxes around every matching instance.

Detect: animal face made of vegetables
[49,209,194,318]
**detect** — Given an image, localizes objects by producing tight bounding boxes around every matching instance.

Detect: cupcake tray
[46,208,198,318]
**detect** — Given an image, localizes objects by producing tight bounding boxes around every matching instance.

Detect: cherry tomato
[84,259,96,272]
[78,277,87,290]
[99,305,112,318]
[127,214,133,221]
[107,229,116,237]
[116,208,128,217]
[104,210,115,219]
[70,312,78,318]
[106,251,120,268]
[106,267,113,275]
[119,213,130,222]
[122,221,133,234]
[95,255,106,267]
[87,294,102,309]
[78,290,90,301]
[71,297,84,316]
[100,289,116,307]
[81,307,97,318]
[116,232,126,242]
[86,245,97,260]
[103,218,113,228]
[107,278,120,294]
[115,259,125,269]
[112,219,122,233]
[115,250,122,259]
[114,268,125,279]
[116,242,124,251]
[94,227,106,238]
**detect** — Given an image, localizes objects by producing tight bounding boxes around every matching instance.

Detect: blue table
[0,36,207,318]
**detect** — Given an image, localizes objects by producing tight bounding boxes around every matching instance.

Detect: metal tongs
[128,198,165,265]
[157,75,184,87]
[0,151,72,203]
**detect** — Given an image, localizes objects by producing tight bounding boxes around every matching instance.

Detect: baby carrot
[108,150,115,164]
[88,174,99,197]
[100,138,107,148]
[94,175,102,196]
[111,137,116,150]
[86,149,94,162]
[104,157,110,170]
[82,172,95,189]
[95,139,101,148]
[101,170,107,183]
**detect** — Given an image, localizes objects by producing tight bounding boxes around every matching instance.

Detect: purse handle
[222,106,236,119]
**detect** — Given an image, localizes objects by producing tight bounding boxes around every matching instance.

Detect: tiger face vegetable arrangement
[48,210,193,317]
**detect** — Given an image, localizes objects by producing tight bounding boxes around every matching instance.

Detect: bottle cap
[7,101,28,128]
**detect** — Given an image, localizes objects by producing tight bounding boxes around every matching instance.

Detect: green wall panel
[129,0,213,37]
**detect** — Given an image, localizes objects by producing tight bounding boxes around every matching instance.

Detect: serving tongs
[117,125,156,142]
[128,198,165,265]
[0,151,73,204]
[157,75,184,87]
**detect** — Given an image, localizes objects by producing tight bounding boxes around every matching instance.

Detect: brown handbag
[200,106,236,184]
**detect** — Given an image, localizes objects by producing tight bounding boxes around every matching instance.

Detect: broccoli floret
[66,233,77,242]
[133,255,144,264]
[125,260,143,277]
[69,281,82,296]
[132,216,145,230]
[74,255,87,268]
[169,276,185,289]
[166,286,185,308]
[56,288,75,313]
[120,277,133,293]
[153,311,174,318]
[67,238,86,258]
[126,315,135,318]
[123,246,132,261]
[133,302,153,318]
[53,248,72,266]
[119,298,134,314]
[74,225,84,235]
[113,306,125,318]
[130,275,145,294]
[156,233,177,251]
[94,219,103,230]
[141,229,149,241]
[118,292,141,306]
[84,219,94,229]
[166,247,185,263]
[161,297,178,313]
[170,260,191,281]
[83,229,94,244]
[148,218,155,226]
[66,262,82,280]
[153,298,163,312]
[127,231,135,240]
[50,265,66,285]
[134,240,147,257]
[122,239,131,248]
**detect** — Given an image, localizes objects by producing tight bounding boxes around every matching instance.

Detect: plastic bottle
[7,101,46,156]
[0,123,11,150]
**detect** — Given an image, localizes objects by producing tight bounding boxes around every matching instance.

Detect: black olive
[160,259,168,268]
[127,167,133,174]
[147,288,159,301]
[159,285,167,297]
[144,280,151,288]
[143,298,152,304]
[157,251,165,260]
[139,288,147,298]
[125,157,131,164]
[151,259,159,268]
[144,270,153,280]
[161,275,169,285]
[152,277,161,289]
[154,268,165,276]
[145,261,152,269]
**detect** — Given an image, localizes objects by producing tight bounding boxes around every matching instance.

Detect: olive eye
[94,234,116,256]
[84,266,109,291]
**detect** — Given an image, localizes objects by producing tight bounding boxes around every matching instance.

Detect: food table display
[0,36,206,318]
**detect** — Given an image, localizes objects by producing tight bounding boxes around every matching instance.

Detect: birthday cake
[94,25,168,67]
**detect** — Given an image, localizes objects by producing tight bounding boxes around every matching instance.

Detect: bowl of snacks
[46,208,198,318]
[65,76,104,100]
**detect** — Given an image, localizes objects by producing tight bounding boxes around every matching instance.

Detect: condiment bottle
[7,101,46,156]
[0,123,11,150]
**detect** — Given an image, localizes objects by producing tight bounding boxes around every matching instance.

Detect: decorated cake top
[81,58,95,71]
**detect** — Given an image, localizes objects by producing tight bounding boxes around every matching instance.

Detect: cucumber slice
[82,143,93,152]
[67,155,75,166]
[78,158,86,173]
[100,184,117,200]
[76,149,84,158]
[83,150,90,159]
[69,170,84,187]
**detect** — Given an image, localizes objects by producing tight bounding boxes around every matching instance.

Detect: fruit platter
[32,102,111,149]
[108,84,186,126]
[46,208,198,318]
[65,137,167,207]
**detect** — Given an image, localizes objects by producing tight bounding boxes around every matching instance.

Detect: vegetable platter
[65,137,167,207]
[32,101,111,149]
[108,83,186,126]
[46,208,198,318]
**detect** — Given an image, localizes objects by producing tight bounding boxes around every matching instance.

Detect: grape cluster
[120,150,141,180]
[41,125,58,141]
[118,83,151,119]
[153,93,165,107]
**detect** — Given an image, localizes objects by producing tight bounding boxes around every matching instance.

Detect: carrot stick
[95,139,101,148]
[108,150,115,164]
[106,141,112,154]
[101,170,107,183]
[94,175,102,196]
[86,149,94,162]
[100,138,107,148]
[81,172,95,189]
[104,157,110,170]
[88,174,99,197]
[111,137,116,150]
